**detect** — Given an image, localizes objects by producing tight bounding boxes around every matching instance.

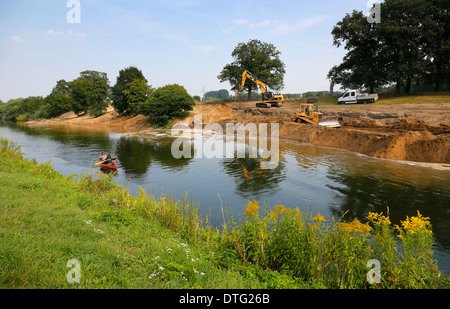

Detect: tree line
[0,66,195,126]
[328,0,449,94]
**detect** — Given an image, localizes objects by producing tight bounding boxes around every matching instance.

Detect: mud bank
[175,102,450,166]
[26,102,450,166]
[26,106,151,132]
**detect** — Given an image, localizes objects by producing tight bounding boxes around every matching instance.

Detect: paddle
[95,156,117,166]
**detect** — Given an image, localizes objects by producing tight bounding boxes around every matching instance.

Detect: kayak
[100,160,117,170]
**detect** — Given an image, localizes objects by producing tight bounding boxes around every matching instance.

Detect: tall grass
[212,201,446,288]
[1,136,448,288]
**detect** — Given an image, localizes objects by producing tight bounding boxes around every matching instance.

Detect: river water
[1,121,450,274]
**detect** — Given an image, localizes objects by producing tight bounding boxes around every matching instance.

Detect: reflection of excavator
[236,70,285,108]
[291,103,342,128]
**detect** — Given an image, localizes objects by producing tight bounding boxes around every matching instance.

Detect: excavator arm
[236,70,284,108]
[237,70,269,95]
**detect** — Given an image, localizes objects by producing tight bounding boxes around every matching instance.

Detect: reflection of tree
[116,136,193,175]
[222,155,286,199]
[13,123,113,150]
[9,125,113,153]
[326,171,450,249]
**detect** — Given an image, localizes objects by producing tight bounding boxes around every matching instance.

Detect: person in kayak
[99,152,107,162]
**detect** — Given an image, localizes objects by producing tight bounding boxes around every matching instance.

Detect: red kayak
[101,160,117,170]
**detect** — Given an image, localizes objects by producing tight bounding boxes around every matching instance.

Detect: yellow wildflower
[312,212,326,222]
[270,204,292,219]
[398,210,432,237]
[243,200,260,218]
[339,218,372,234]
[367,212,391,226]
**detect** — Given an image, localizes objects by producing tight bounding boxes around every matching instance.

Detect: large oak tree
[218,39,286,100]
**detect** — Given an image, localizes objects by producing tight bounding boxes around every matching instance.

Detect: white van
[338,90,378,104]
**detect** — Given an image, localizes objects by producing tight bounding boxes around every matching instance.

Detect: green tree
[122,79,152,117]
[80,70,110,116]
[0,97,45,121]
[142,84,195,126]
[420,0,450,92]
[70,71,110,117]
[218,39,286,100]
[378,0,428,94]
[70,77,92,116]
[203,89,230,101]
[330,0,449,94]
[330,10,385,93]
[40,80,73,119]
[112,66,147,115]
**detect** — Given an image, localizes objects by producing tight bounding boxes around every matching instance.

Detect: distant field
[286,92,450,106]
[376,93,450,105]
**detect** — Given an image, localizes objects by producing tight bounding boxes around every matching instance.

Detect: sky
[0,0,375,102]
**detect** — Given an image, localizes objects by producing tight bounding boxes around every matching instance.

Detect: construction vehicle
[236,70,285,108]
[291,103,342,128]
[338,89,378,104]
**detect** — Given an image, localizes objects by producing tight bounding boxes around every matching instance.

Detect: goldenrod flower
[367,212,391,226]
[243,200,260,218]
[339,218,372,233]
[312,212,326,222]
[270,204,292,219]
[397,210,432,237]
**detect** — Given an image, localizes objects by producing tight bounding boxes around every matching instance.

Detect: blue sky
[0,0,373,102]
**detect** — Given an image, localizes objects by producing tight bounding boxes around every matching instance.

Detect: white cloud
[249,19,273,28]
[192,45,213,53]
[230,16,327,35]
[232,19,249,25]
[67,30,87,38]
[45,29,87,38]
[46,30,64,36]
[270,16,327,35]
[8,35,24,43]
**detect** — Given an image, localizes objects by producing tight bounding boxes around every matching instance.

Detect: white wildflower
[148,272,159,279]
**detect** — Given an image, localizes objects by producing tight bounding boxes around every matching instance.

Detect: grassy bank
[285,92,450,106]
[1,137,449,288]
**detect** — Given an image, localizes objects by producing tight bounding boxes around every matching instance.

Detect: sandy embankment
[26,102,450,167]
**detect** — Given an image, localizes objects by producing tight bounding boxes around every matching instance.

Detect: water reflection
[222,156,286,199]
[1,121,450,273]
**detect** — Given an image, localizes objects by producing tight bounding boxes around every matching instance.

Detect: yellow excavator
[236,70,285,108]
[291,103,342,128]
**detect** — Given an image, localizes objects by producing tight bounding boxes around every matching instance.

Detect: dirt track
[27,101,450,166]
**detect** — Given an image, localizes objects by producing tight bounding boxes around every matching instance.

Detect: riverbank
[1,137,449,289]
[0,137,298,289]
[26,101,450,167]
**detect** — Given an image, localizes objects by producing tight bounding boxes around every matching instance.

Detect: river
[1,121,450,274]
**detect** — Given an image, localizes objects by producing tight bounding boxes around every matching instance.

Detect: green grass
[285,92,450,106]
[0,137,302,289]
[1,136,449,289]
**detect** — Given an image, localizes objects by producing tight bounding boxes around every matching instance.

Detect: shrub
[215,201,444,288]
[142,84,195,126]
